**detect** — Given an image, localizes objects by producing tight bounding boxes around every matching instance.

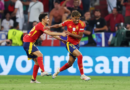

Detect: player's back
[23,22,45,42]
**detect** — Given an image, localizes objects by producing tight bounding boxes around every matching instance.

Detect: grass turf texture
[0,76,130,90]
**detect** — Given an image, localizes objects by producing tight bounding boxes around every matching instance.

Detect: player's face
[44,16,49,25]
[94,11,101,18]
[72,16,80,24]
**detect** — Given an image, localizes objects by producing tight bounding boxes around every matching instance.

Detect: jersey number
[28,27,37,37]
[12,31,17,36]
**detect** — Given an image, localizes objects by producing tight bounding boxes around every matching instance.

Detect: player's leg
[30,58,41,83]
[60,55,75,72]
[72,49,91,81]
[52,55,76,79]
[32,51,51,76]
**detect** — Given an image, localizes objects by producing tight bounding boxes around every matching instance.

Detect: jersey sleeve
[79,21,85,32]
[61,20,69,26]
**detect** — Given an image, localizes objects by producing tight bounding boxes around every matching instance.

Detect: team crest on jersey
[73,28,76,31]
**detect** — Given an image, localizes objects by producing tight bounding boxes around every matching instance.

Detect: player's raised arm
[44,30,66,37]
[44,20,69,29]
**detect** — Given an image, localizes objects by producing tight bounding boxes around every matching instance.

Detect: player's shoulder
[65,19,73,23]
[79,20,85,27]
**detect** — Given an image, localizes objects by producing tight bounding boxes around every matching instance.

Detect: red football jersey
[62,19,85,45]
[23,22,45,42]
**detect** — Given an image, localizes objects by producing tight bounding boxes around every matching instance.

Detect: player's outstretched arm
[66,31,83,39]
[44,24,63,30]
[44,30,66,37]
[52,36,66,43]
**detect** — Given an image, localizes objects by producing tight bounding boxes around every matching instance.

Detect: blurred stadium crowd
[0,0,130,47]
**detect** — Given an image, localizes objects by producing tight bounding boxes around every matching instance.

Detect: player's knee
[37,53,43,57]
[77,54,83,58]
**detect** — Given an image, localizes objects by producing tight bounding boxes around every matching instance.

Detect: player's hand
[65,31,71,35]
[61,40,67,44]
[44,26,51,30]
[61,32,67,37]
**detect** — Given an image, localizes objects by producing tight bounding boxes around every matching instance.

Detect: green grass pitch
[0,75,130,90]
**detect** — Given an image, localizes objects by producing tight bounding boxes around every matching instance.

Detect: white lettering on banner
[38,56,52,73]
[42,33,56,40]
[44,56,52,72]
[53,56,64,72]
[112,56,130,74]
[65,53,76,73]
[95,56,111,74]
[83,56,93,73]
[16,55,32,73]
[1,55,130,75]
[0,55,14,75]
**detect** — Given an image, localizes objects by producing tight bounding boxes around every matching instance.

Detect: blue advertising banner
[0,47,130,76]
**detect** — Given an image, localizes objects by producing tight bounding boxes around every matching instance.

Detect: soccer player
[23,13,66,83]
[46,11,91,81]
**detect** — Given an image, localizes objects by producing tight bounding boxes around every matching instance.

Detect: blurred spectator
[83,11,97,46]
[0,25,4,31]
[117,0,123,13]
[107,0,117,13]
[39,0,49,12]
[0,0,4,29]
[121,0,130,24]
[21,0,31,23]
[93,10,108,32]
[11,0,24,30]
[1,0,4,4]
[66,0,83,17]
[27,21,38,33]
[28,0,43,30]
[105,7,124,32]
[126,23,130,30]
[0,39,12,46]
[1,13,14,31]
[7,22,23,46]
[49,0,70,32]
[82,0,90,14]
[5,0,15,22]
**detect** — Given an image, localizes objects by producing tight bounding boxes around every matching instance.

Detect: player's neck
[41,22,46,26]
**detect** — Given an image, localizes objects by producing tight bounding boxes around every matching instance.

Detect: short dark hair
[39,13,48,22]
[71,10,81,17]
[95,9,101,13]
[33,21,38,23]
[55,0,60,4]
[13,22,19,28]
[113,7,117,10]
